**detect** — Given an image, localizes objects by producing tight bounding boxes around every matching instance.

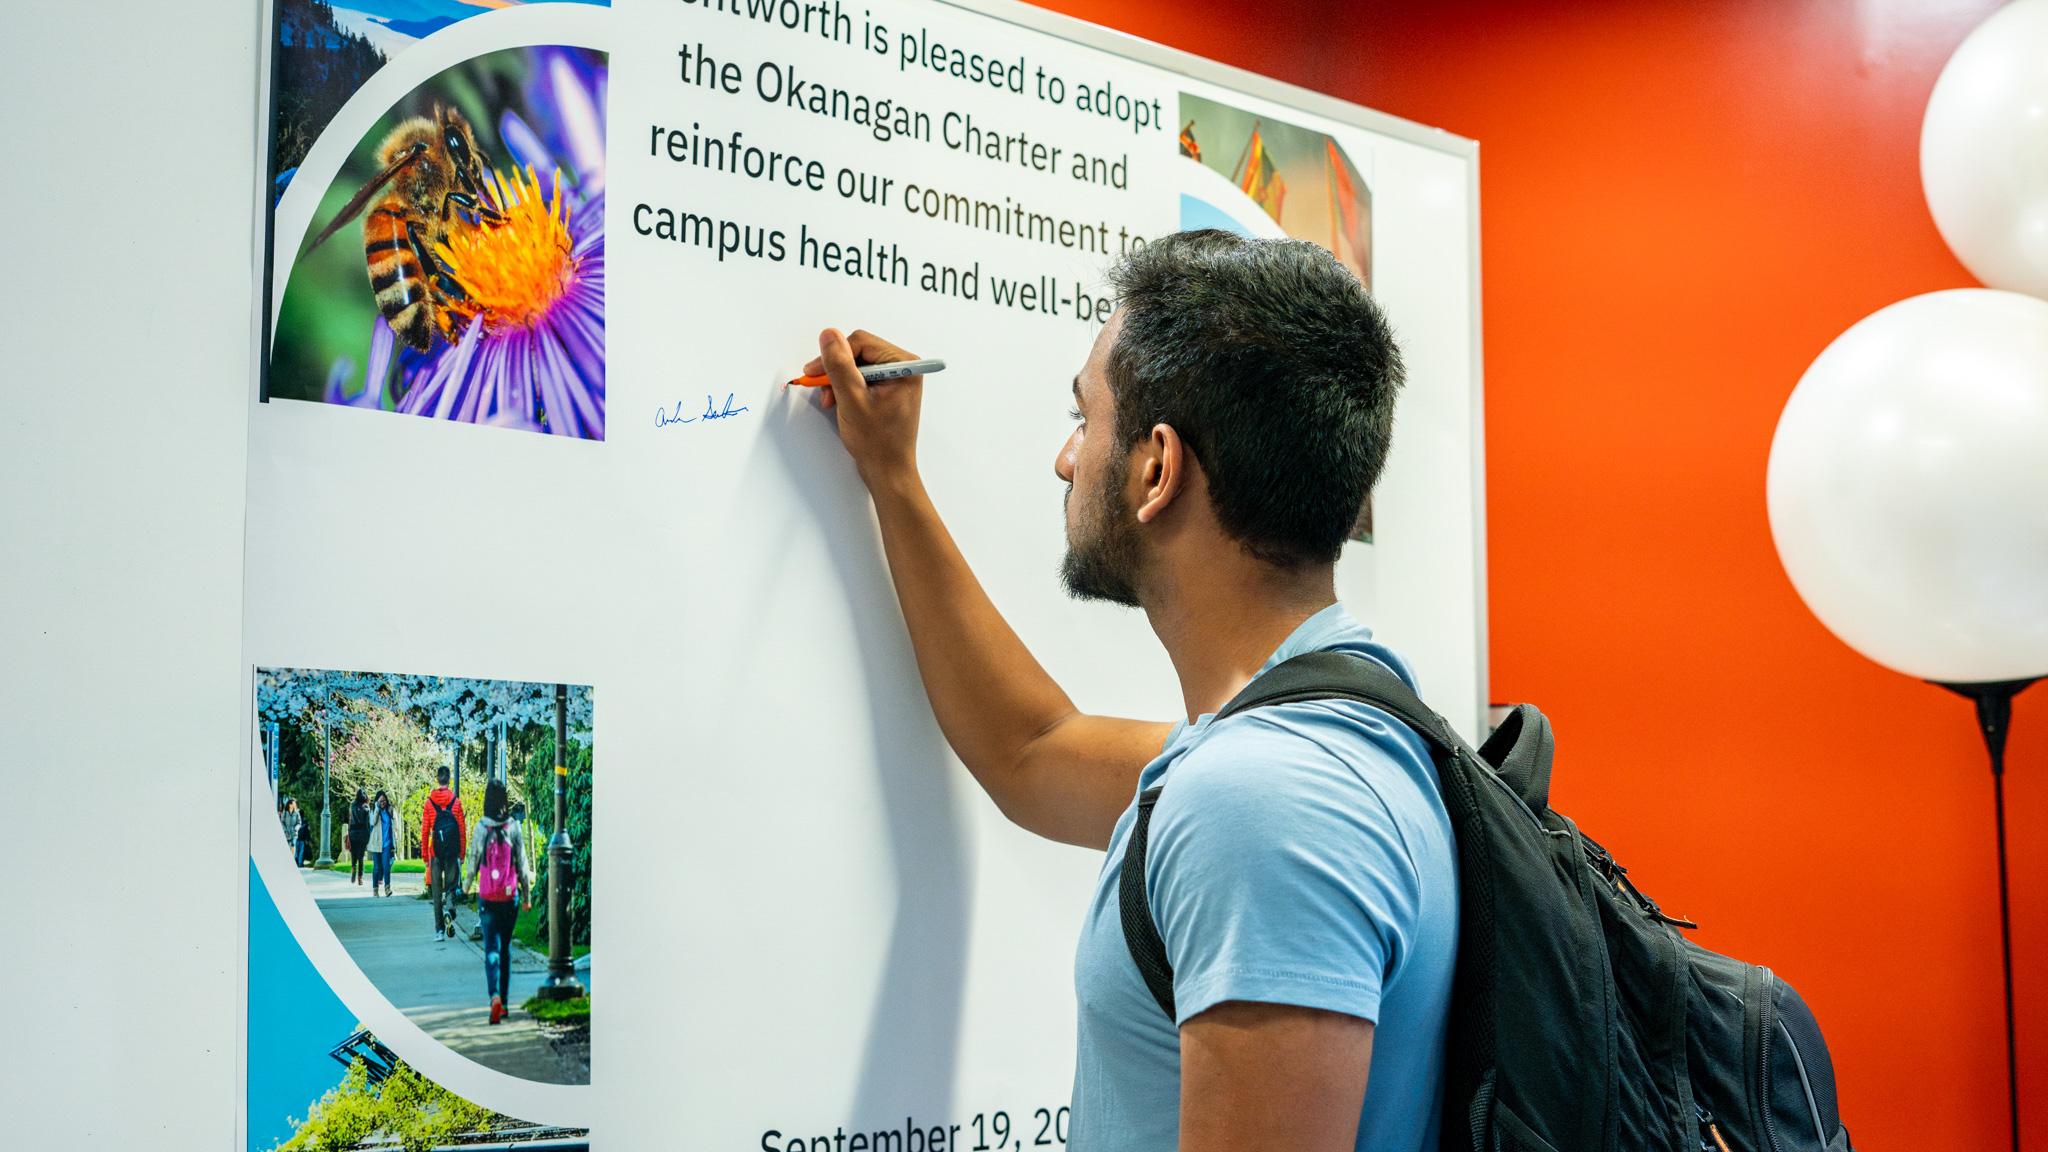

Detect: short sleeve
[1145,708,1427,1026]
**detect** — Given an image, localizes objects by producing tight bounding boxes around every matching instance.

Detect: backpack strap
[1216,651,1461,751]
[1117,650,1463,1021]
[1118,785,1178,1019]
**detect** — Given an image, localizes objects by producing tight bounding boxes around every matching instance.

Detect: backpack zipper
[1758,968,1781,1152]
[1584,839,1700,929]
[1616,866,1699,930]
[1696,1104,1733,1152]
[1695,1098,1728,1139]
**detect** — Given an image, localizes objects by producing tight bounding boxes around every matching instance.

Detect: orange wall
[1031,0,2044,1146]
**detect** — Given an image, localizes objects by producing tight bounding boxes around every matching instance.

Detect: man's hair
[437,765,450,785]
[1105,230,1403,567]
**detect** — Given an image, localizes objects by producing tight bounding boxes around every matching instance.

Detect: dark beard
[1059,458,1143,607]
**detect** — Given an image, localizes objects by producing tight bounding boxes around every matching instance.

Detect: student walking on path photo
[421,767,466,940]
[367,790,395,896]
[280,798,304,865]
[466,779,534,1026]
[347,788,370,885]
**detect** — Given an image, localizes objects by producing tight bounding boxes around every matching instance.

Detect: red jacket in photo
[420,787,465,863]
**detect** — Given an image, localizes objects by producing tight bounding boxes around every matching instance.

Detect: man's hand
[805,328,924,487]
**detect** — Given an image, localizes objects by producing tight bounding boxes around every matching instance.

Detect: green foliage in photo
[521,736,593,950]
[276,1059,493,1152]
[327,858,425,875]
[520,994,591,1025]
[515,901,590,961]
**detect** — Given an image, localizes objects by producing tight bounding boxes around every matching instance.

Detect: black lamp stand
[1936,676,2039,1152]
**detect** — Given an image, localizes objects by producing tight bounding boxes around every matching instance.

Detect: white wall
[1,2,257,1145]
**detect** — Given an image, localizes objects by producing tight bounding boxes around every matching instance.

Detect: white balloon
[1922,0,2048,299]
[1767,289,2048,683]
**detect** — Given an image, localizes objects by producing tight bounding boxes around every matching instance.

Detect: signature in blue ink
[655,393,750,429]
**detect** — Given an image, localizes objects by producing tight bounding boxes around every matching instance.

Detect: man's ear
[1134,423,1188,525]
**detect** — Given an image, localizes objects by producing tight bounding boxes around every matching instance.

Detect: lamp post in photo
[537,682,584,1000]
[315,717,334,868]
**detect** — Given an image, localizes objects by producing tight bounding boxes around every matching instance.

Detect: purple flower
[324,318,394,408]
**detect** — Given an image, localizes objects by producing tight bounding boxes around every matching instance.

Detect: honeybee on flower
[290,46,607,440]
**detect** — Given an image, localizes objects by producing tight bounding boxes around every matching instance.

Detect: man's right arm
[810,328,1170,850]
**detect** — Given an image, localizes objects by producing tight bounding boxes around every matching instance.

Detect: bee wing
[304,146,426,253]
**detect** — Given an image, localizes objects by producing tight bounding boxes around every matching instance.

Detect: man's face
[1055,310,1143,607]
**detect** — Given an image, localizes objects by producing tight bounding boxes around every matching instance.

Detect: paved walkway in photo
[306,867,588,1085]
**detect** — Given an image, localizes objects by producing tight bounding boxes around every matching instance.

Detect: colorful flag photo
[1177,92,1373,289]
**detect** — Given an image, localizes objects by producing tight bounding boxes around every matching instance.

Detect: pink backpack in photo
[479,827,518,903]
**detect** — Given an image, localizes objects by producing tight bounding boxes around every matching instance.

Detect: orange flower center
[440,166,577,332]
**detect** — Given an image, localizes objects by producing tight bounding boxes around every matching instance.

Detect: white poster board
[237,0,1483,1147]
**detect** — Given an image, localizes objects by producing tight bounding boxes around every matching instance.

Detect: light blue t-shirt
[1070,604,1457,1152]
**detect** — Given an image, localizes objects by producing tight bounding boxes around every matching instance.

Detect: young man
[420,766,466,941]
[804,230,1457,1152]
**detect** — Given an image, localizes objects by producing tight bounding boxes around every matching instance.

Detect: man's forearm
[813,327,1163,847]
[866,469,1079,821]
